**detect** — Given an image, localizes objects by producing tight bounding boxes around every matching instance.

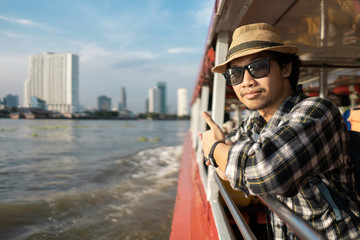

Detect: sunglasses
[222,58,274,86]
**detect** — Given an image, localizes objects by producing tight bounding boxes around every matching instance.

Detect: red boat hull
[170,131,219,240]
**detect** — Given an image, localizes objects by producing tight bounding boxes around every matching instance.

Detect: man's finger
[202,111,218,129]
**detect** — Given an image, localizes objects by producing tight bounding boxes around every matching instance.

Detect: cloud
[127,51,158,60]
[192,1,214,29]
[112,51,158,69]
[0,31,27,39]
[0,15,54,31]
[76,39,158,70]
[112,59,152,69]
[78,43,112,62]
[167,47,196,54]
[0,15,35,25]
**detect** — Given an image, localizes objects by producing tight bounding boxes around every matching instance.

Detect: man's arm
[199,111,232,175]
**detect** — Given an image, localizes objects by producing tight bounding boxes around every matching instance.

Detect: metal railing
[214,173,257,240]
[214,173,326,240]
[257,195,326,240]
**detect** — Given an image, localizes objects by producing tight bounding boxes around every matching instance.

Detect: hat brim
[212,45,299,73]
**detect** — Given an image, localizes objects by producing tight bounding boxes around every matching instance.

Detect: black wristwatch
[208,140,223,168]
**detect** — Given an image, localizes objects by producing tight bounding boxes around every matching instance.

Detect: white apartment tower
[177,87,188,116]
[148,86,160,113]
[24,52,79,113]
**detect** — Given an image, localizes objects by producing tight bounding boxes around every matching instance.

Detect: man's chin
[243,101,267,111]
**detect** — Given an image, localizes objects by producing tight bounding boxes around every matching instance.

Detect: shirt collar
[266,85,307,129]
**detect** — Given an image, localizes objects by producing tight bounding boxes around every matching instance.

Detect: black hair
[269,51,302,91]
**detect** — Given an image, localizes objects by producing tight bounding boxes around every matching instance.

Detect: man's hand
[199,112,229,179]
[198,111,225,157]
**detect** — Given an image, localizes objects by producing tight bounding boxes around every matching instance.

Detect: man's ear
[282,62,292,78]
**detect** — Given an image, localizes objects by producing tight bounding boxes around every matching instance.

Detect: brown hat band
[226,41,284,59]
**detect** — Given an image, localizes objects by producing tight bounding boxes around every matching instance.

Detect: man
[199,23,360,239]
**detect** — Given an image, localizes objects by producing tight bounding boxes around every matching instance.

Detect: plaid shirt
[225,87,360,239]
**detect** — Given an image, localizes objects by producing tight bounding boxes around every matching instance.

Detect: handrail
[214,173,257,240]
[214,173,326,240]
[258,195,326,240]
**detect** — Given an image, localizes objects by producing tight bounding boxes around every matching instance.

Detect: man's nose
[241,70,256,87]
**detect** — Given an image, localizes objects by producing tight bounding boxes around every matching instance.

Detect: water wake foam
[0,145,182,240]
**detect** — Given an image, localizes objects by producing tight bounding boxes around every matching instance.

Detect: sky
[0,0,214,113]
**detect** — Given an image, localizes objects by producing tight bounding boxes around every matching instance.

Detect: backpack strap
[309,176,344,221]
[310,176,360,224]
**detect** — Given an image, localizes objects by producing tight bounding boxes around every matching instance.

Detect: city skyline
[1,87,188,113]
[0,0,213,113]
[1,85,189,115]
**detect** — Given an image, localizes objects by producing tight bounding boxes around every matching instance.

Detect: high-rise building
[118,87,127,111]
[98,95,111,111]
[3,94,19,107]
[157,81,167,114]
[23,52,79,113]
[148,87,160,113]
[177,87,188,116]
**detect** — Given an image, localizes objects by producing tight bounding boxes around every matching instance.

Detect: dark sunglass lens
[227,68,244,85]
[249,59,270,78]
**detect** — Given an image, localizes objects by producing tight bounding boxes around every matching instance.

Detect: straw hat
[212,23,299,73]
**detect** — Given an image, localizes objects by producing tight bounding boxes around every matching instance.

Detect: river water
[0,119,189,240]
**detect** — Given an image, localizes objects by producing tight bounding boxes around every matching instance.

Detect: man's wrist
[208,140,224,168]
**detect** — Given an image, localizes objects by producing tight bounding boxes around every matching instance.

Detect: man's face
[229,52,293,119]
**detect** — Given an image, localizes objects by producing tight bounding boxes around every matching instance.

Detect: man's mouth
[242,89,262,99]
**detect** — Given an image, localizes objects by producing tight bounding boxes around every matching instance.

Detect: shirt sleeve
[225,98,350,196]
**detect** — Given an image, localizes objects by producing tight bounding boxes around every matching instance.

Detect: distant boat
[24,112,36,119]
[10,112,25,119]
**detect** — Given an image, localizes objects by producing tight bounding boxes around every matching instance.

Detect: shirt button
[276,224,281,229]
